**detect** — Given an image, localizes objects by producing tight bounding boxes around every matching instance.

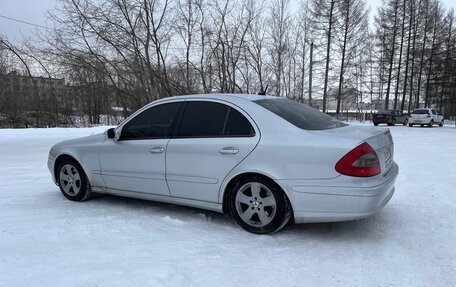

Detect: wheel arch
[53,153,82,183]
[220,171,292,215]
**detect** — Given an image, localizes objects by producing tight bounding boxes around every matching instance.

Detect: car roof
[154,93,279,104]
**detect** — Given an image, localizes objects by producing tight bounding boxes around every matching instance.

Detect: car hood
[49,133,105,158]
[55,133,105,146]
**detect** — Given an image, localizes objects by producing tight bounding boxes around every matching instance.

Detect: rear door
[432,109,443,123]
[166,100,260,203]
[395,110,405,123]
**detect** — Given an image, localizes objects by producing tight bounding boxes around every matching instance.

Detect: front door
[100,101,183,196]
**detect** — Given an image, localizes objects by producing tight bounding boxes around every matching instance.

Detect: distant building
[310,87,367,112]
[0,71,67,113]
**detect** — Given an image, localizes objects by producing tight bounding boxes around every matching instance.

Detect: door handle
[149,147,165,153]
[219,147,239,155]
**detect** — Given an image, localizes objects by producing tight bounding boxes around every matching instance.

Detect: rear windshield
[254,98,347,130]
[412,109,429,114]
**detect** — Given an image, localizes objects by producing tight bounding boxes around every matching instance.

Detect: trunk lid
[310,125,394,174]
[411,113,429,119]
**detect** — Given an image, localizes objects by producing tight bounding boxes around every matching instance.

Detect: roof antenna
[258,84,269,96]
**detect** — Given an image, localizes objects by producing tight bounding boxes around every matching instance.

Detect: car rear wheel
[374,122,379,126]
[408,123,413,127]
[57,159,92,201]
[428,120,434,127]
[403,119,408,126]
[229,176,292,234]
[420,124,424,127]
[439,120,444,127]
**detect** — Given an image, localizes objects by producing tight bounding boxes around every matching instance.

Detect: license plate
[415,120,422,123]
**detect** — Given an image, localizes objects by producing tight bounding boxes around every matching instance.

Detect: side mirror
[107,128,116,139]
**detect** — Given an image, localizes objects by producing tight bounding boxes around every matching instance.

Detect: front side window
[254,98,347,130]
[177,101,255,137]
[120,102,183,140]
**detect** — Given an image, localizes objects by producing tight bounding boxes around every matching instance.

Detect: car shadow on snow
[49,190,396,240]
[281,209,397,241]
[52,191,237,226]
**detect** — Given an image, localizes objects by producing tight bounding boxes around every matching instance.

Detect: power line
[0,14,50,30]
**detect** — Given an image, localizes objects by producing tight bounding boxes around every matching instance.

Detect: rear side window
[224,108,255,136]
[412,109,429,114]
[254,98,347,130]
[378,110,393,114]
[177,101,255,137]
[120,102,183,140]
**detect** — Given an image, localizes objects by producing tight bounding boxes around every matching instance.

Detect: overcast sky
[1,0,455,42]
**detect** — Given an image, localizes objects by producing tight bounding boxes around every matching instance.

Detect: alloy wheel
[59,164,82,196]
[235,182,277,227]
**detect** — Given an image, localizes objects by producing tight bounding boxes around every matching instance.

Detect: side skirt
[92,186,224,213]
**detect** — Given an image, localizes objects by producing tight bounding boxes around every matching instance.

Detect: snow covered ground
[0,124,455,287]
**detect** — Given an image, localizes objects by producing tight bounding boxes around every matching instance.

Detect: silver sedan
[48,94,398,234]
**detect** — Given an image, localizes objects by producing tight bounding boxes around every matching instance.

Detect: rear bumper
[409,118,431,124]
[278,162,398,223]
[373,118,393,124]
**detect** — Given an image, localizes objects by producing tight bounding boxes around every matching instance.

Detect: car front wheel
[409,123,413,127]
[57,159,92,201]
[439,120,444,127]
[428,120,434,127]
[229,176,292,234]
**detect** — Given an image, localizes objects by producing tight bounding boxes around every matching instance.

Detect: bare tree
[335,0,369,115]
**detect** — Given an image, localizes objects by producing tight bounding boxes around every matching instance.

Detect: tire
[374,122,379,126]
[403,119,408,126]
[57,158,92,201]
[420,124,424,127]
[428,120,434,127]
[408,123,413,127]
[229,176,292,234]
[439,120,444,127]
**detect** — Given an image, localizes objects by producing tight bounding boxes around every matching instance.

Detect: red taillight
[335,142,381,177]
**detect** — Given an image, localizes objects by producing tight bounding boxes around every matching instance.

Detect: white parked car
[408,108,444,127]
[48,94,398,234]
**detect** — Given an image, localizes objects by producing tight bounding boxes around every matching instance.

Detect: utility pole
[308,42,313,107]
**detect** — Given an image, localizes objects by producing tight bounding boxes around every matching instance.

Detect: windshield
[254,98,347,130]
